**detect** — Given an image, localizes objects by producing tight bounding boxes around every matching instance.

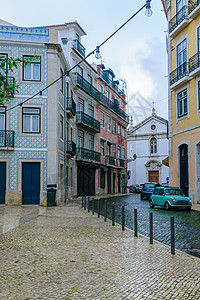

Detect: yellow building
[162,0,200,203]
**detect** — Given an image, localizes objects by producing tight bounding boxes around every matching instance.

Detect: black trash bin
[46,184,57,207]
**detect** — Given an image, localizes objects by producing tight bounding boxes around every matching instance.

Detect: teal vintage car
[149,187,192,210]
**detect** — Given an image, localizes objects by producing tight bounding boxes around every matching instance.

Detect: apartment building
[162,0,200,203]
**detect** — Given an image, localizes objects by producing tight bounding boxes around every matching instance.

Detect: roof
[128,111,168,136]
[35,21,86,36]
[0,19,15,26]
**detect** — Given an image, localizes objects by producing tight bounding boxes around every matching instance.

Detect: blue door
[0,162,6,204]
[22,162,40,205]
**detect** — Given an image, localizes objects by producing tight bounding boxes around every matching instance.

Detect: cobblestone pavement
[0,202,200,299]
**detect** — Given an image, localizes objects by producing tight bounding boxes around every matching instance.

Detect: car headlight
[172,198,176,202]
[189,198,192,203]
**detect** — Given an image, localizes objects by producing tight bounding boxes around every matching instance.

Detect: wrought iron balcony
[117,158,125,168]
[169,6,188,34]
[0,130,14,148]
[76,147,101,162]
[74,72,129,123]
[188,0,200,15]
[76,111,100,132]
[189,52,200,74]
[170,62,189,86]
[67,141,76,156]
[66,97,76,117]
[106,155,116,166]
[73,39,85,57]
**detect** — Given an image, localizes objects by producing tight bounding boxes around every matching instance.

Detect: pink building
[96,64,129,195]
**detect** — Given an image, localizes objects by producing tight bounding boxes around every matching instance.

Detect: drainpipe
[64,70,69,203]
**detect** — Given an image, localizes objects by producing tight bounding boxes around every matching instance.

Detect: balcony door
[179,144,189,196]
[0,107,6,147]
[177,39,187,80]
[176,0,186,12]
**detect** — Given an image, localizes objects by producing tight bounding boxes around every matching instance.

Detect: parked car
[140,182,161,199]
[129,184,140,193]
[149,187,192,210]
[139,184,144,193]
[161,183,169,187]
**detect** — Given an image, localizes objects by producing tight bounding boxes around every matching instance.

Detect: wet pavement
[0,201,200,299]
[95,194,200,257]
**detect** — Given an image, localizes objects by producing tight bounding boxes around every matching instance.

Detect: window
[22,108,40,133]
[122,148,125,160]
[100,140,105,156]
[106,90,109,100]
[60,115,64,139]
[118,146,121,158]
[78,130,84,148]
[198,26,200,54]
[76,33,80,42]
[88,74,92,85]
[112,119,116,134]
[60,68,64,93]
[122,126,125,137]
[89,134,94,151]
[0,107,6,130]
[118,123,121,136]
[107,144,111,156]
[150,137,157,154]
[112,144,116,158]
[88,104,94,118]
[177,39,187,80]
[0,53,8,76]
[107,115,111,131]
[78,98,84,112]
[77,66,83,77]
[23,56,41,81]
[100,111,105,128]
[151,124,156,130]
[61,38,68,45]
[177,89,187,117]
[198,81,200,110]
[100,85,103,94]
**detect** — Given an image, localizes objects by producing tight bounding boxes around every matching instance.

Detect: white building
[127,109,169,185]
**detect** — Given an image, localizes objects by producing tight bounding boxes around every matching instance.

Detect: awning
[162,156,169,167]
[107,141,112,145]
[100,138,106,142]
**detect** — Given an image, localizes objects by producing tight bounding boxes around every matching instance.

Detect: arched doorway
[179,144,189,196]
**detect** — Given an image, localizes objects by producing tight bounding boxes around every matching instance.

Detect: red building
[96,64,129,195]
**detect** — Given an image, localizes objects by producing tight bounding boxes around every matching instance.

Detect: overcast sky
[1,0,168,124]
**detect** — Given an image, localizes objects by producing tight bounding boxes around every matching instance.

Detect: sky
[1,0,168,125]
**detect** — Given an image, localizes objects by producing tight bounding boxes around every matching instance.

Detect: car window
[165,189,183,196]
[159,188,164,195]
[153,189,158,195]
[145,183,156,188]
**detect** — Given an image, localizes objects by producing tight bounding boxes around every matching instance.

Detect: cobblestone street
[0,202,200,299]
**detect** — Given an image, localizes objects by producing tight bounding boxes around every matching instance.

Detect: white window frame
[107,115,111,132]
[22,107,41,133]
[23,56,41,81]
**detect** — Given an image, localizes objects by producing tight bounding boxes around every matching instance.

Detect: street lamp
[145,0,153,17]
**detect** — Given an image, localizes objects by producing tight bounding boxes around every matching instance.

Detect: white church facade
[127,110,169,186]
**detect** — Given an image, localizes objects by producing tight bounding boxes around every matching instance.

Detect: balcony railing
[74,72,129,123]
[67,141,76,156]
[169,6,188,34]
[66,97,76,116]
[189,52,200,73]
[0,130,14,148]
[170,62,189,86]
[73,39,85,57]
[76,147,101,162]
[188,0,200,14]
[117,158,125,168]
[106,155,116,166]
[76,111,100,132]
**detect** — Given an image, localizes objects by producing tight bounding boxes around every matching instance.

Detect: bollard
[84,195,86,210]
[171,216,175,255]
[104,200,107,222]
[134,208,138,237]
[122,205,125,231]
[88,196,90,213]
[97,199,100,218]
[92,198,95,215]
[82,194,83,208]
[112,203,115,226]
[149,212,153,244]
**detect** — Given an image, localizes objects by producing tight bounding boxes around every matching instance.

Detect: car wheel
[149,200,154,208]
[165,202,170,210]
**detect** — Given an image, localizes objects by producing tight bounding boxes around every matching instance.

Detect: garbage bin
[46,184,57,207]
